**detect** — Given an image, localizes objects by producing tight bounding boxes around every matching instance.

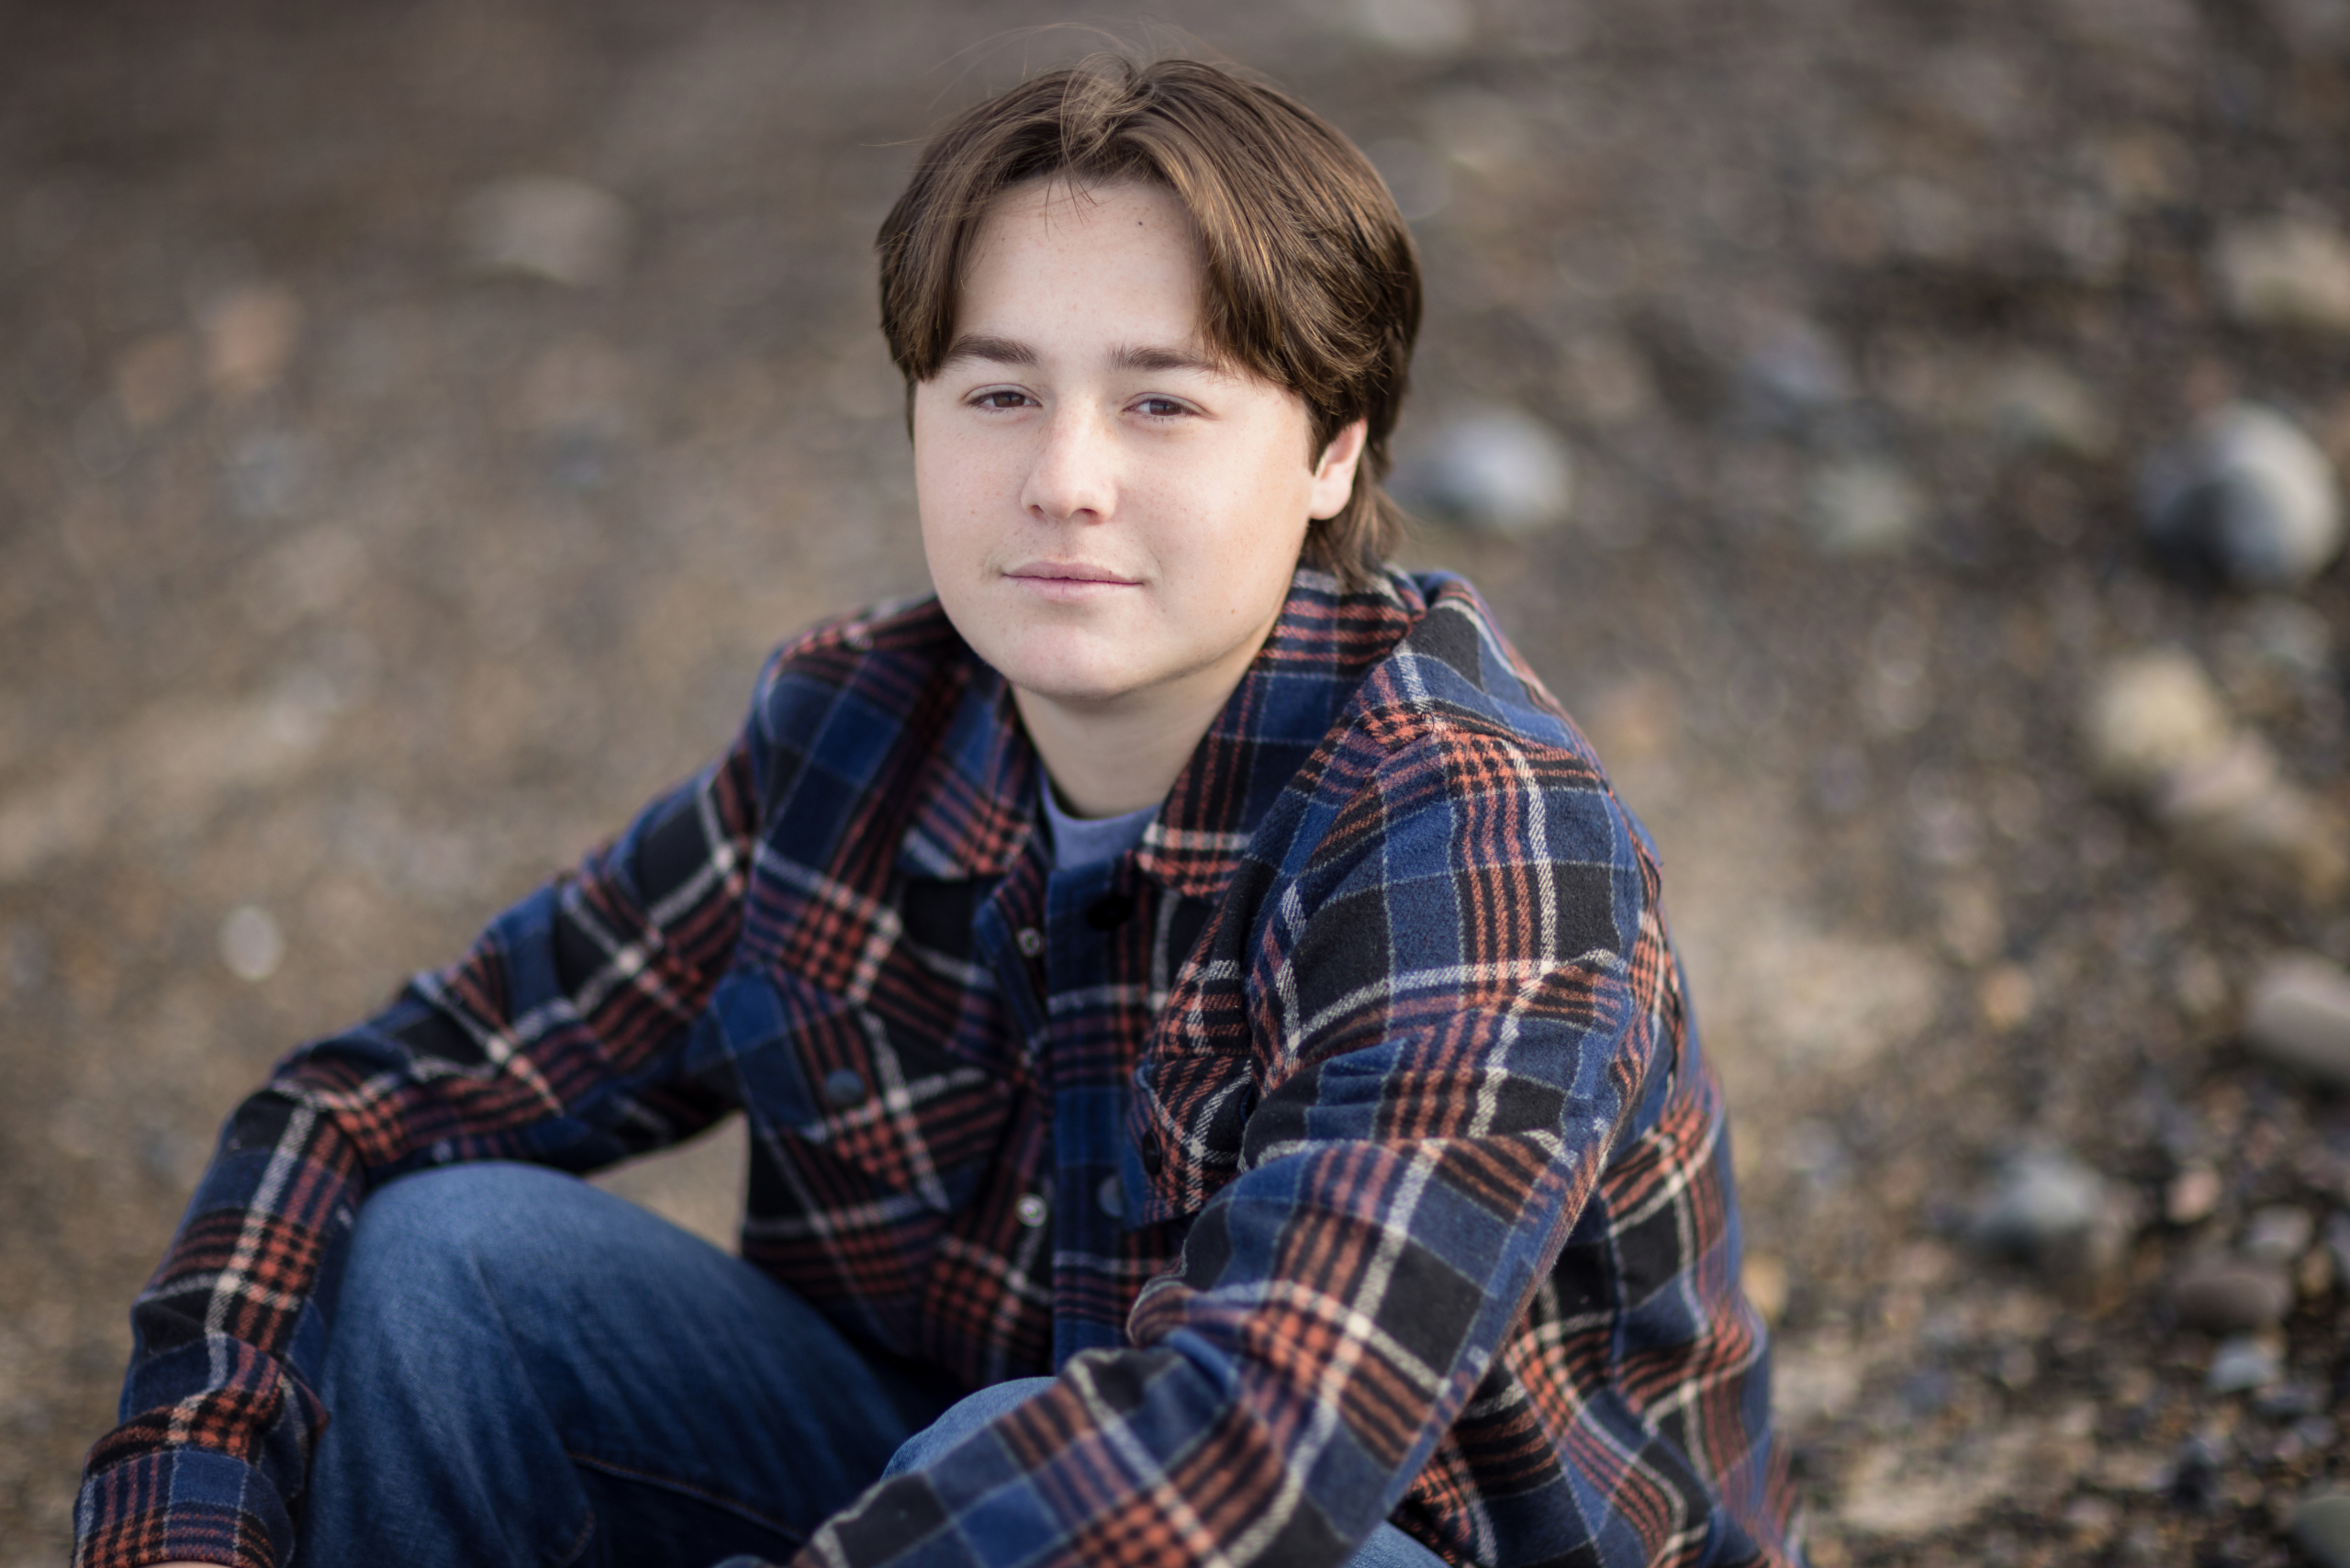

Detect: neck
[1013,678,1226,819]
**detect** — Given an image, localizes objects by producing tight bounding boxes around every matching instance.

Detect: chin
[1002,663,1136,707]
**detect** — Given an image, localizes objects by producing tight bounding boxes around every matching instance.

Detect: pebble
[218,905,285,983]
[1968,353,2115,460]
[2080,649,2235,794]
[2165,1165,2222,1226]
[1805,455,1925,556]
[2241,1204,2313,1265]
[2169,1256,2293,1333]
[1736,315,1853,427]
[1740,1251,1789,1324]
[2138,401,2344,589]
[2244,952,2350,1091]
[2165,1434,2226,1514]
[2211,215,2350,333]
[1970,1147,2109,1268]
[2293,1493,2350,1568]
[2206,1333,2283,1393]
[457,175,633,288]
[2154,738,2347,902]
[199,283,305,398]
[1392,407,1573,535]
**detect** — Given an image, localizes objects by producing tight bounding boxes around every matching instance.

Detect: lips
[1003,560,1141,586]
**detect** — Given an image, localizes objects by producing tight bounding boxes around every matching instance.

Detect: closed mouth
[1004,562,1141,586]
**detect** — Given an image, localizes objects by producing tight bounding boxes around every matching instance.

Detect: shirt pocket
[1125,1030,1257,1229]
[689,967,1012,1214]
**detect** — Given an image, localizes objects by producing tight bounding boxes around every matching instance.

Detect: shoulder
[737,594,988,801]
[1281,571,1661,902]
[1367,571,1588,757]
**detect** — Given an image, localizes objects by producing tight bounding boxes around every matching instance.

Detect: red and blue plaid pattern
[77,568,1801,1568]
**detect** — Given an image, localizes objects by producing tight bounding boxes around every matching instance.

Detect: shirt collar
[897,567,1424,900]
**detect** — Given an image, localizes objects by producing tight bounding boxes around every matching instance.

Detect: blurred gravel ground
[5,2,2349,1563]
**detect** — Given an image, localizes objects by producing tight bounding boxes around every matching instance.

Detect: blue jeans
[295,1163,1444,1567]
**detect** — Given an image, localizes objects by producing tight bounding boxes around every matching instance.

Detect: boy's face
[912,178,1362,721]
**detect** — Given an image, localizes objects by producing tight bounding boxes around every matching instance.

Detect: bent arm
[74,675,772,1568]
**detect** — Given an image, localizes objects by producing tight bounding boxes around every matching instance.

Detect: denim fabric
[298,1163,1444,1568]
[297,1163,957,1568]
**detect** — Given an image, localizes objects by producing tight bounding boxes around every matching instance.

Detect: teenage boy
[77,57,1800,1568]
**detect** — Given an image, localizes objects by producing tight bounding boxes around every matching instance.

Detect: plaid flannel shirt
[77,567,1801,1568]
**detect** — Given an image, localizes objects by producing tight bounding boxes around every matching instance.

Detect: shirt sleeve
[788,718,1675,1568]
[73,669,772,1568]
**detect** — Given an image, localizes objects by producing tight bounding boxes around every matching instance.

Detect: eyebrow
[938,333,1224,376]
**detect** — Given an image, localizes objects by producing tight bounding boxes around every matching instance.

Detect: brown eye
[974,389,1031,409]
[1136,398,1187,418]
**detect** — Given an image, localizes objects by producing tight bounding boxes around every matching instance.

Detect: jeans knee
[341,1162,595,1330]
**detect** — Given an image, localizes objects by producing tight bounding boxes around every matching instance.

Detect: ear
[1306,419,1369,521]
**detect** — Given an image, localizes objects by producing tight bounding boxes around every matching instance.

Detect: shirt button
[821,1069,867,1108]
[1015,927,1044,958]
[1014,1193,1049,1228]
[1096,1174,1125,1218]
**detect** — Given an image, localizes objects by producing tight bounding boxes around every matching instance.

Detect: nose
[1022,403,1116,526]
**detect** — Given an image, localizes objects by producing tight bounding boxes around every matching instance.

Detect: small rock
[2292,1492,2350,1568]
[2139,401,2344,589]
[2242,1204,2314,1265]
[1393,407,1572,535]
[2165,1165,2222,1226]
[1976,964,2035,1032]
[1805,456,1925,556]
[2154,739,2347,902]
[2081,649,2235,794]
[1968,353,2116,460]
[1971,1147,2112,1270]
[199,283,304,398]
[2300,1245,2336,1300]
[457,175,633,288]
[2083,654,2348,900]
[2165,1434,2227,1514]
[2212,215,2350,333]
[1736,315,1853,427]
[1740,1251,1789,1324]
[2169,1256,2294,1333]
[218,905,285,983]
[2206,1334,2283,1394]
[2255,1382,2323,1421]
[2244,952,2350,1091]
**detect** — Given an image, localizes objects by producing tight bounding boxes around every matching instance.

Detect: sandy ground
[5,2,2348,1563]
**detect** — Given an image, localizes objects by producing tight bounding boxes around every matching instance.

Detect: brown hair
[877,56,1421,586]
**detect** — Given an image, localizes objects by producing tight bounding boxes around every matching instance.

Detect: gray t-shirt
[1040,786,1156,868]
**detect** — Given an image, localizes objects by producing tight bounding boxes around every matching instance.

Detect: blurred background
[4,1,2349,1562]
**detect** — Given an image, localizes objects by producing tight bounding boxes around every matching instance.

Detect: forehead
[957,178,1208,334]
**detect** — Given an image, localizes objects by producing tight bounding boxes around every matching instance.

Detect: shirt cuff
[74,1448,290,1568]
